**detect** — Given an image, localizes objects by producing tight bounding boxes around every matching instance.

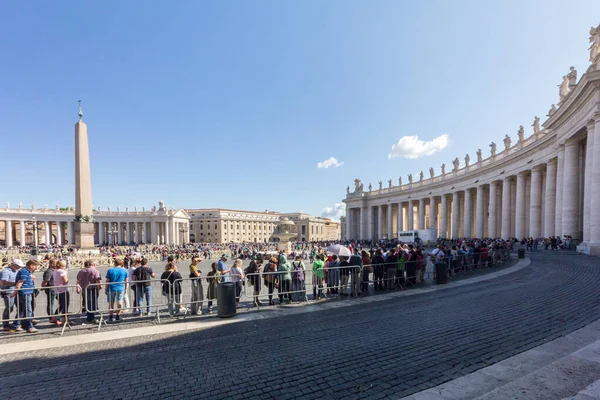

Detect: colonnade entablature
[343,24,600,256]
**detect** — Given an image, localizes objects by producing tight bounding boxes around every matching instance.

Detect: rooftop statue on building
[388,179,392,189]
[353,178,362,193]
[346,186,350,195]
[429,167,434,179]
[490,142,497,157]
[590,25,600,66]
[547,104,557,117]
[532,117,540,134]
[368,183,372,191]
[378,181,383,190]
[18,202,22,209]
[441,163,446,175]
[125,207,129,213]
[476,149,482,162]
[464,154,470,167]
[452,157,460,171]
[5,202,9,209]
[44,204,48,210]
[408,174,413,184]
[56,204,59,211]
[108,206,111,212]
[568,66,577,87]
[398,176,402,186]
[558,75,570,101]
[517,125,525,143]
[503,135,511,151]
[158,201,167,211]
[419,171,424,181]
[31,203,36,210]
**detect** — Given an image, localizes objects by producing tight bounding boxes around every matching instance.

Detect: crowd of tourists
[0,235,545,333]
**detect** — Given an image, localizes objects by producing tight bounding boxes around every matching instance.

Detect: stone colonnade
[344,54,600,255]
[0,208,191,247]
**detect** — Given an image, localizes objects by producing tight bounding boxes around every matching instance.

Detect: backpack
[137,267,152,287]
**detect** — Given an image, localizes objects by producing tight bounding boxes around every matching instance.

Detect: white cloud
[388,134,449,159]
[321,202,346,220]
[317,157,344,169]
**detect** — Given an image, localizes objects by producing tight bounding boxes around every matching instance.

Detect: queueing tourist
[161,260,184,315]
[230,259,245,308]
[188,257,204,315]
[42,257,58,323]
[53,260,71,325]
[206,262,221,314]
[1,259,23,331]
[277,254,292,304]
[105,258,128,322]
[245,257,263,307]
[312,254,325,300]
[10,259,40,333]
[76,260,101,323]
[291,255,306,302]
[134,258,155,316]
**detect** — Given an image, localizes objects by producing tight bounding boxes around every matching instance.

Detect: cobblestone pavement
[1,253,598,399]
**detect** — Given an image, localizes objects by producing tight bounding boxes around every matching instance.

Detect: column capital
[564,137,581,147]
[546,157,558,166]
[531,164,545,172]
[517,170,528,178]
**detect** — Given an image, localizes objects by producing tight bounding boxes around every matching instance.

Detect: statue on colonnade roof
[532,117,540,134]
[354,178,362,192]
[452,157,460,171]
[378,181,383,190]
[568,66,577,87]
[476,149,482,162]
[408,174,413,184]
[441,163,446,175]
[388,179,392,189]
[517,125,525,143]
[368,182,372,191]
[589,25,600,66]
[503,135,511,151]
[429,167,434,179]
[464,154,470,167]
[558,75,570,101]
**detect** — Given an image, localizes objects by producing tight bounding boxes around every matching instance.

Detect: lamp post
[179,225,188,244]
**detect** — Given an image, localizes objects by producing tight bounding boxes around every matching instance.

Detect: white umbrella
[327,244,352,257]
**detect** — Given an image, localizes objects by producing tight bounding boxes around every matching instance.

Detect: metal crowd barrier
[0,283,83,336]
[172,274,242,318]
[84,279,170,330]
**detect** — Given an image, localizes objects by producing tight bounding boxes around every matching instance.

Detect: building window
[200,224,203,230]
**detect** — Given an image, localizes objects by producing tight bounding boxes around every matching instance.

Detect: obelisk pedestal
[74,108,97,252]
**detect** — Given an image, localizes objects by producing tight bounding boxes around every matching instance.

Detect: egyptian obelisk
[74,101,96,250]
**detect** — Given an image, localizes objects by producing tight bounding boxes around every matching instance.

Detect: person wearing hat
[218,254,230,283]
[9,259,40,333]
[0,259,24,331]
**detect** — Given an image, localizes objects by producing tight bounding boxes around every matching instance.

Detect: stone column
[451,192,460,238]
[386,204,393,239]
[397,203,404,233]
[374,206,380,240]
[407,201,414,231]
[5,221,12,247]
[345,211,351,240]
[562,139,580,238]
[418,199,425,230]
[529,165,543,238]
[165,221,171,244]
[488,182,498,238]
[429,197,437,230]
[543,159,557,238]
[588,116,600,249]
[583,122,595,243]
[555,145,565,237]
[501,177,512,239]
[440,195,448,238]
[56,221,63,245]
[463,189,472,238]
[68,221,75,244]
[98,222,104,245]
[515,172,527,239]
[44,221,51,245]
[476,186,485,238]
[360,206,367,239]
[117,222,123,244]
[19,221,25,246]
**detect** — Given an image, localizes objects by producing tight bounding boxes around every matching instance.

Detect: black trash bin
[518,248,525,259]
[217,282,236,318]
[435,262,448,284]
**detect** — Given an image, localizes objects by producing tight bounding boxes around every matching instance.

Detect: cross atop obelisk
[74,100,96,250]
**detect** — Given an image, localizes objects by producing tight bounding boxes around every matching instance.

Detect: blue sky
[1,1,599,219]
